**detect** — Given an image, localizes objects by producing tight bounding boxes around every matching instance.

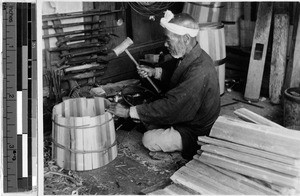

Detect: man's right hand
[137,65,155,78]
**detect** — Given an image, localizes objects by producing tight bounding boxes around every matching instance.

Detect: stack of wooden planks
[150,108,300,195]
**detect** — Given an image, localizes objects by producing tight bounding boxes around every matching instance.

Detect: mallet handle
[125,49,161,94]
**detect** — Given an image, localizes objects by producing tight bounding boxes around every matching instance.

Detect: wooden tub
[52,97,117,171]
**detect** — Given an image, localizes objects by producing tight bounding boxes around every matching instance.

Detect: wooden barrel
[52,97,117,171]
[197,22,226,95]
[182,2,223,23]
[284,87,300,128]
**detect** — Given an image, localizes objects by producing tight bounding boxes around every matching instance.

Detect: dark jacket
[136,43,220,159]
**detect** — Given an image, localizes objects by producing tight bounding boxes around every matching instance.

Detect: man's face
[164,30,186,59]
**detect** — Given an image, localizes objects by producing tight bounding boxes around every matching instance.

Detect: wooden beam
[234,108,285,128]
[197,152,300,188]
[209,116,300,158]
[186,159,269,195]
[289,4,300,88]
[244,2,273,101]
[201,144,300,176]
[284,3,300,90]
[269,10,289,104]
[198,136,300,166]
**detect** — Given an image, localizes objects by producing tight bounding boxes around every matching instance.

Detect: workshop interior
[42,1,300,195]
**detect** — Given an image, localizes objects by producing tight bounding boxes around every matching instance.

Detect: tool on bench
[60,48,108,58]
[49,42,107,52]
[42,9,124,21]
[42,20,105,29]
[112,37,161,94]
[43,28,104,39]
[56,33,117,47]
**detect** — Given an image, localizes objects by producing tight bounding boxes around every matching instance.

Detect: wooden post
[288,4,300,88]
[270,3,289,104]
[244,2,273,101]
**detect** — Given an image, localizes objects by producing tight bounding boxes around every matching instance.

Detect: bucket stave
[182,2,223,23]
[197,22,226,95]
[52,97,117,171]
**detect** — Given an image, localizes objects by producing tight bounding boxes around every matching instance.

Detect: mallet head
[112,37,134,56]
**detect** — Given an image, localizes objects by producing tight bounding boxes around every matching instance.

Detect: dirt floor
[44,88,283,195]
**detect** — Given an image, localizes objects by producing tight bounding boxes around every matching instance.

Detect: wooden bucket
[283,87,300,128]
[52,97,117,171]
[182,2,223,23]
[197,22,226,95]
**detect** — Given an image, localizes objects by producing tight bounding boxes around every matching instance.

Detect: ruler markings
[3,2,35,192]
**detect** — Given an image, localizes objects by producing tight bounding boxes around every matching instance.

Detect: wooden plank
[209,116,300,158]
[201,144,300,176]
[198,136,300,166]
[186,159,268,195]
[244,2,273,101]
[197,156,282,195]
[197,152,300,188]
[289,4,300,88]
[234,108,285,128]
[270,13,289,104]
[171,166,241,195]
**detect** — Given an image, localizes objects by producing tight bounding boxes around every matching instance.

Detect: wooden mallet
[113,37,161,94]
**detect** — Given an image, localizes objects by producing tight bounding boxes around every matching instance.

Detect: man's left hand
[107,102,130,118]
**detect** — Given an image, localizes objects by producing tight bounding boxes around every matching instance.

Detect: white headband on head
[160,10,199,37]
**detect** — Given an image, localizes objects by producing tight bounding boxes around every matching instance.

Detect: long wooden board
[163,184,198,195]
[197,152,300,188]
[186,159,268,195]
[198,136,300,166]
[269,13,289,104]
[210,116,300,158]
[244,2,273,101]
[234,108,285,128]
[201,144,300,176]
[285,3,300,88]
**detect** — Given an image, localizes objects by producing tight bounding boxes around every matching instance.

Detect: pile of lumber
[150,108,300,195]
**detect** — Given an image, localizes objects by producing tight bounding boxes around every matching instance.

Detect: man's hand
[137,65,155,78]
[107,102,130,118]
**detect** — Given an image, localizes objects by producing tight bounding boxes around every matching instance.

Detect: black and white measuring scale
[2,2,37,192]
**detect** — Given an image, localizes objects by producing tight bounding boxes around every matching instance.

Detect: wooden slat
[73,100,84,171]
[171,166,241,195]
[199,157,282,195]
[234,108,285,128]
[87,99,98,169]
[210,116,300,158]
[201,144,300,176]
[244,2,273,101]
[198,152,300,188]
[198,136,300,166]
[186,159,268,195]
[285,3,300,88]
[269,13,289,104]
